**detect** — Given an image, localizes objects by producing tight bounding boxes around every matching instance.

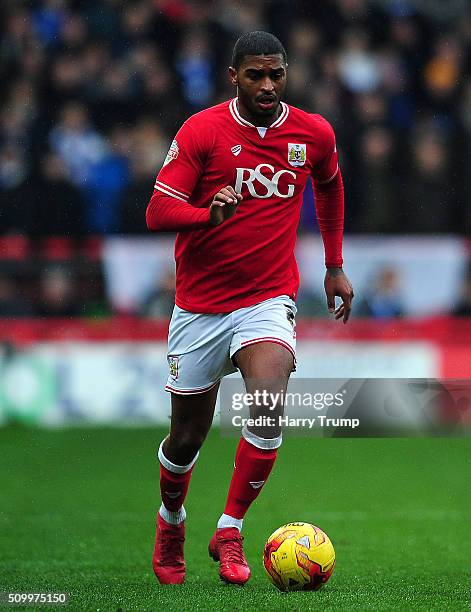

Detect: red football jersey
[154,98,340,313]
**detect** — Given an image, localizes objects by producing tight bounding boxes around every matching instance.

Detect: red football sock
[223,437,278,520]
[158,441,197,512]
[160,463,194,512]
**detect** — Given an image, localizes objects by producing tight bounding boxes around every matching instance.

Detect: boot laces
[160,526,184,565]
[220,534,246,565]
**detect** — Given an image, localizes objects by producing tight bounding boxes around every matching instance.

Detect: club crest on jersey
[163,139,179,167]
[231,144,242,156]
[288,143,306,167]
[168,355,179,379]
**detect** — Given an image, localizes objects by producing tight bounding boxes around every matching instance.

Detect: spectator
[82,126,131,234]
[49,102,131,233]
[32,0,67,49]
[401,131,456,232]
[337,29,382,94]
[0,0,470,235]
[49,102,108,187]
[34,153,83,236]
[357,267,404,319]
[423,36,463,114]
[176,30,215,109]
[120,119,167,234]
[35,266,81,318]
[356,126,399,233]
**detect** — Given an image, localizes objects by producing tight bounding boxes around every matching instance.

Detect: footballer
[146,31,354,585]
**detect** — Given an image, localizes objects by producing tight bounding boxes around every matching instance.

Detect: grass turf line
[0,427,470,611]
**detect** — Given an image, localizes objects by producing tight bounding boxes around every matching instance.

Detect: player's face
[229,54,287,122]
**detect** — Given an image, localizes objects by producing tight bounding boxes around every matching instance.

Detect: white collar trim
[229,98,289,131]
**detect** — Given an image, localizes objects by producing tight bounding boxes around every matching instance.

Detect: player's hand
[324,267,354,324]
[209,186,242,226]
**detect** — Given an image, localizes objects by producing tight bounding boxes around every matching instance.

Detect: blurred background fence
[1,0,471,425]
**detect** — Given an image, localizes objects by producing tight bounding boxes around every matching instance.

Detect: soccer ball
[263,522,335,592]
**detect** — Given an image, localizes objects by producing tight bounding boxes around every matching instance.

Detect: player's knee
[167,431,205,464]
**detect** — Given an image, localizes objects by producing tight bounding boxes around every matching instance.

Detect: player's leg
[221,341,292,519]
[209,296,296,584]
[153,305,234,584]
[153,386,219,584]
[159,386,219,521]
[209,343,292,584]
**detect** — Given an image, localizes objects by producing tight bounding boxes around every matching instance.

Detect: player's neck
[236,98,282,128]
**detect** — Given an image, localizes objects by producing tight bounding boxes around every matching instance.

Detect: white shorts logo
[235,163,296,199]
[168,355,179,379]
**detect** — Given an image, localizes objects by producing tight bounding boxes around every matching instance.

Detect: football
[263,522,336,592]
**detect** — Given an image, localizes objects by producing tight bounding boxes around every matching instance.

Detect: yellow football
[263,522,336,592]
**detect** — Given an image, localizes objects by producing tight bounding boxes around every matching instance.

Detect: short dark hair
[232,31,287,70]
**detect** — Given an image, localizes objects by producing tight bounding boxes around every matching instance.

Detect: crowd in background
[1,0,471,318]
[2,0,471,235]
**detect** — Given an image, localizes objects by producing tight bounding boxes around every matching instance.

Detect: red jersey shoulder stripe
[155,180,190,198]
[154,180,190,201]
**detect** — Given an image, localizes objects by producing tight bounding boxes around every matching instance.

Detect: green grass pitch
[1,427,470,611]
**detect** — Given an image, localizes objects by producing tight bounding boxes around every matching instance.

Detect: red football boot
[152,514,185,584]
[208,527,251,585]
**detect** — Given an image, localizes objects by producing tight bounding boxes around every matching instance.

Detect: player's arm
[146,186,242,231]
[311,118,354,323]
[146,191,210,231]
[146,122,241,232]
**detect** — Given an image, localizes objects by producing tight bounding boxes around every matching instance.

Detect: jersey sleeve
[310,115,344,267]
[154,120,208,203]
[310,116,339,184]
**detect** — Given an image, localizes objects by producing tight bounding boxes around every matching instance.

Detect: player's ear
[228,67,238,86]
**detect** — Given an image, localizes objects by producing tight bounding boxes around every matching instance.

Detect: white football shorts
[165,295,297,394]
